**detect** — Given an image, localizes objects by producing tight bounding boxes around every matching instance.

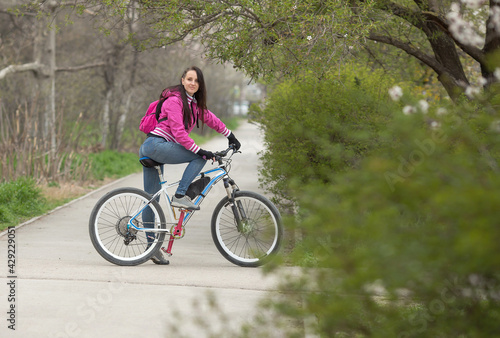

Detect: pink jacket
[150,91,231,153]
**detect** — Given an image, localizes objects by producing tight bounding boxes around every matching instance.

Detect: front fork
[224,177,245,232]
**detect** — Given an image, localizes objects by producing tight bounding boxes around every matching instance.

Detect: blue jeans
[139,136,206,243]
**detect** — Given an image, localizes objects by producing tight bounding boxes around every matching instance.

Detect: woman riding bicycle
[139,66,241,264]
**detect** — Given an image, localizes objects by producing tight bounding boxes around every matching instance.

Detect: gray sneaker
[151,250,169,265]
[171,195,200,210]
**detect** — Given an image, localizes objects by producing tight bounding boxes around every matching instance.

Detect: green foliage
[261,93,500,336]
[85,0,492,101]
[0,177,45,229]
[254,67,396,209]
[97,0,376,80]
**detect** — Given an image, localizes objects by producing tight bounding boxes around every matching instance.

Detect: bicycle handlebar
[214,145,238,162]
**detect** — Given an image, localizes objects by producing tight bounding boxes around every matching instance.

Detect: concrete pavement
[0,121,290,338]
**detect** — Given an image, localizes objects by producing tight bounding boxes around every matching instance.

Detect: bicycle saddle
[139,156,163,168]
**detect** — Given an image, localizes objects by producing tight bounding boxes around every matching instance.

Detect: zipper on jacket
[190,101,199,128]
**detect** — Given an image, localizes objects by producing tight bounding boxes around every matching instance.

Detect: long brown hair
[159,66,207,129]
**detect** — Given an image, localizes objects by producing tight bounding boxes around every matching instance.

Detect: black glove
[198,149,215,160]
[227,132,241,150]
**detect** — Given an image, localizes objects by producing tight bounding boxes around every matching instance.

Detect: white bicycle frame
[127,165,231,234]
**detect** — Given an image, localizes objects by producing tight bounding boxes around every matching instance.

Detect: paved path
[0,121,290,338]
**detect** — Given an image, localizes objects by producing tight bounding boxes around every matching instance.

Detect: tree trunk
[424,21,470,100]
[113,48,140,150]
[47,9,57,162]
[481,0,500,85]
[100,43,125,149]
[101,88,112,148]
[32,2,58,162]
[113,90,132,150]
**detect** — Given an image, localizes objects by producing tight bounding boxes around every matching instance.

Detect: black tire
[89,187,166,266]
[211,191,283,267]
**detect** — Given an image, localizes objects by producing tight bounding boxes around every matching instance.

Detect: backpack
[139,97,168,134]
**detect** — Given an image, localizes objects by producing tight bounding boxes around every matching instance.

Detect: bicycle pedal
[161,247,172,256]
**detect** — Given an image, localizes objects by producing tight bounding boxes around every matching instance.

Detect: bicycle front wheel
[89,187,166,266]
[211,191,283,267]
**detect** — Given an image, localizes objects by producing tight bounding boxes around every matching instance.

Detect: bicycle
[88,146,283,267]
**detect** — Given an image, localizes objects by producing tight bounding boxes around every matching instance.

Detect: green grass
[88,150,143,181]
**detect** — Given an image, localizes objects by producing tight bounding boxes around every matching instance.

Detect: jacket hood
[161,88,183,100]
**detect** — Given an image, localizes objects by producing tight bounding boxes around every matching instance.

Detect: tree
[0,1,106,164]
[81,0,500,100]
[1,1,60,158]
[365,1,499,100]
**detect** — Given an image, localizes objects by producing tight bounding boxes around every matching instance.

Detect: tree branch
[418,10,485,63]
[0,9,36,17]
[412,0,430,11]
[0,61,108,80]
[368,33,446,75]
[454,40,485,64]
[377,2,485,64]
[56,62,106,72]
[0,62,42,80]
[379,1,429,32]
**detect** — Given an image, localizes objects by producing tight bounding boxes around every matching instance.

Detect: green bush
[254,68,396,209]
[0,177,45,229]
[261,97,500,336]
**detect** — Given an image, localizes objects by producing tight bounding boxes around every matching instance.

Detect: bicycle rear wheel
[89,187,166,266]
[211,191,283,267]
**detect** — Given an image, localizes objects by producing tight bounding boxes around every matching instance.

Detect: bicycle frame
[126,159,235,235]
